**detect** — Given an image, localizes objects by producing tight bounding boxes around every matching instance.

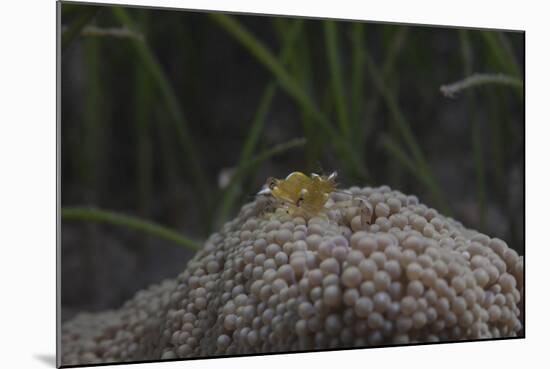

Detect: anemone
[61,185,523,365]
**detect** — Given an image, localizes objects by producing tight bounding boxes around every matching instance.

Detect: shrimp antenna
[315,161,326,176]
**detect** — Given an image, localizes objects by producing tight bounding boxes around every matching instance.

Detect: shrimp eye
[266,177,277,190]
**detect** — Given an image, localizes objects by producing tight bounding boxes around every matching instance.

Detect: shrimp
[257,171,374,225]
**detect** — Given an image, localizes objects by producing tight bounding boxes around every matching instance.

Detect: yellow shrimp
[257,171,373,224]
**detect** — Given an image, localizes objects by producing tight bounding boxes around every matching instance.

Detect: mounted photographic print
[58,1,525,366]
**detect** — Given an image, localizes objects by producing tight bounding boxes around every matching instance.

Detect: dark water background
[60,3,524,320]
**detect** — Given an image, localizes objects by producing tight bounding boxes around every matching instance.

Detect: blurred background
[60,3,524,320]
